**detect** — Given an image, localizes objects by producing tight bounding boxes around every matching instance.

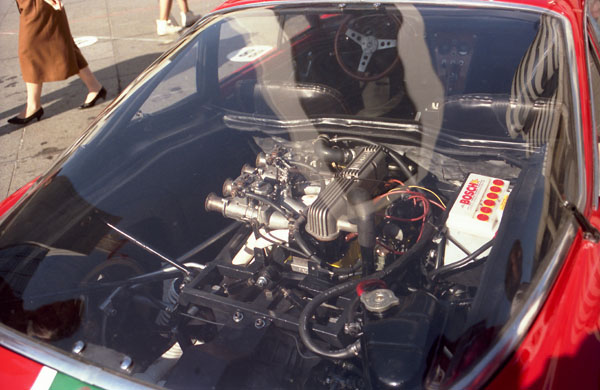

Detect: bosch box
[444,173,510,265]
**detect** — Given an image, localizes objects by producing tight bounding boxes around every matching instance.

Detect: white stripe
[30,366,57,390]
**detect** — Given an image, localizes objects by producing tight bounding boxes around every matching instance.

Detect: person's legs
[159,0,173,21]
[8,82,43,123]
[176,0,189,13]
[177,0,201,27]
[157,0,182,35]
[78,66,103,104]
[25,82,43,117]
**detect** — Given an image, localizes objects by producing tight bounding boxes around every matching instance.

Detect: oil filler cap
[360,289,400,313]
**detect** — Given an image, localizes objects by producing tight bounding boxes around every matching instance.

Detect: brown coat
[16,0,88,83]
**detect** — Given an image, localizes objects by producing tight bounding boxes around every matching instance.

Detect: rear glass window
[0,4,578,390]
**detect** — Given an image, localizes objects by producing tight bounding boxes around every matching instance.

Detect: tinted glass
[0,4,578,389]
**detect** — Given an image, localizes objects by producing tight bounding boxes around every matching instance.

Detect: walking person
[8,0,106,125]
[156,0,201,36]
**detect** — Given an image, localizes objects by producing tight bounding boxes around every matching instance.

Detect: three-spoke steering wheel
[334,14,401,81]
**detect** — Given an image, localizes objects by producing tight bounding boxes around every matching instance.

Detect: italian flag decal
[0,347,102,390]
[30,366,102,390]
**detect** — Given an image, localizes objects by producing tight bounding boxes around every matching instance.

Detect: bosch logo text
[460,180,480,205]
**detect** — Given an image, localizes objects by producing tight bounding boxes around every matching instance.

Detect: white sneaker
[181,11,201,27]
[156,19,182,36]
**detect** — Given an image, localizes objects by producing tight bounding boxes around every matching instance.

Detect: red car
[1,0,600,389]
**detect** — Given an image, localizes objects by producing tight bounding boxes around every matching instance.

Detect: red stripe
[0,346,44,390]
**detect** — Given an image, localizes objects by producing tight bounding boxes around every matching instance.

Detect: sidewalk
[0,0,219,199]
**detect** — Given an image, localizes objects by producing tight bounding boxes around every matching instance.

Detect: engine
[117,136,513,389]
[204,138,396,272]
[144,136,441,388]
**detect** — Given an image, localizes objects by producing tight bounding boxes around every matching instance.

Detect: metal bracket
[563,200,600,243]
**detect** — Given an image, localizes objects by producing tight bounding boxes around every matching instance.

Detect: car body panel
[488,226,600,389]
[0,179,37,220]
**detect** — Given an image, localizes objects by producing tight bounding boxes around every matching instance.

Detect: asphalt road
[0,0,222,199]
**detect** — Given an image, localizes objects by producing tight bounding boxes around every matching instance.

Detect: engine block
[305,146,387,241]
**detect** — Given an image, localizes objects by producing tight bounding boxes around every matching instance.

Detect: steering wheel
[334,14,401,81]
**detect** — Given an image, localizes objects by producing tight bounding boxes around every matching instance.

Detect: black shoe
[80,87,107,109]
[7,107,44,125]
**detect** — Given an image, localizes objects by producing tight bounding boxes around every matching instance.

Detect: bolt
[72,340,85,354]
[233,311,244,323]
[254,318,266,329]
[256,276,268,288]
[120,356,133,371]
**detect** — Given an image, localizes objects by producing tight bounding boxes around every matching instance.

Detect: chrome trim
[567,8,587,211]
[583,2,600,209]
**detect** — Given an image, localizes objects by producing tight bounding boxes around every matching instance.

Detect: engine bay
[100,135,521,389]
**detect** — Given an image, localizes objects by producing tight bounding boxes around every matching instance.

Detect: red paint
[0,347,43,390]
[487,231,600,389]
[486,0,600,386]
[0,179,36,219]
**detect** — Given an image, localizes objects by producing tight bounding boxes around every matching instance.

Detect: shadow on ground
[0,53,161,136]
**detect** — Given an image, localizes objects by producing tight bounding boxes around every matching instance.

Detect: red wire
[388,179,405,186]
[376,239,404,255]
[373,186,439,246]
[430,201,446,210]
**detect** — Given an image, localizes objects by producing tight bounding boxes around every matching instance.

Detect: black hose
[298,279,362,359]
[289,160,322,176]
[298,223,436,359]
[331,136,414,180]
[328,259,362,278]
[344,294,362,324]
[246,192,294,216]
[315,136,351,164]
[445,232,471,257]
[429,238,494,278]
[292,216,324,263]
[435,235,446,269]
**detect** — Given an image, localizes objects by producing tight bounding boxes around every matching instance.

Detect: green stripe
[49,372,103,390]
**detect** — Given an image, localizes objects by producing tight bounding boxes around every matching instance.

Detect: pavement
[0,0,222,200]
